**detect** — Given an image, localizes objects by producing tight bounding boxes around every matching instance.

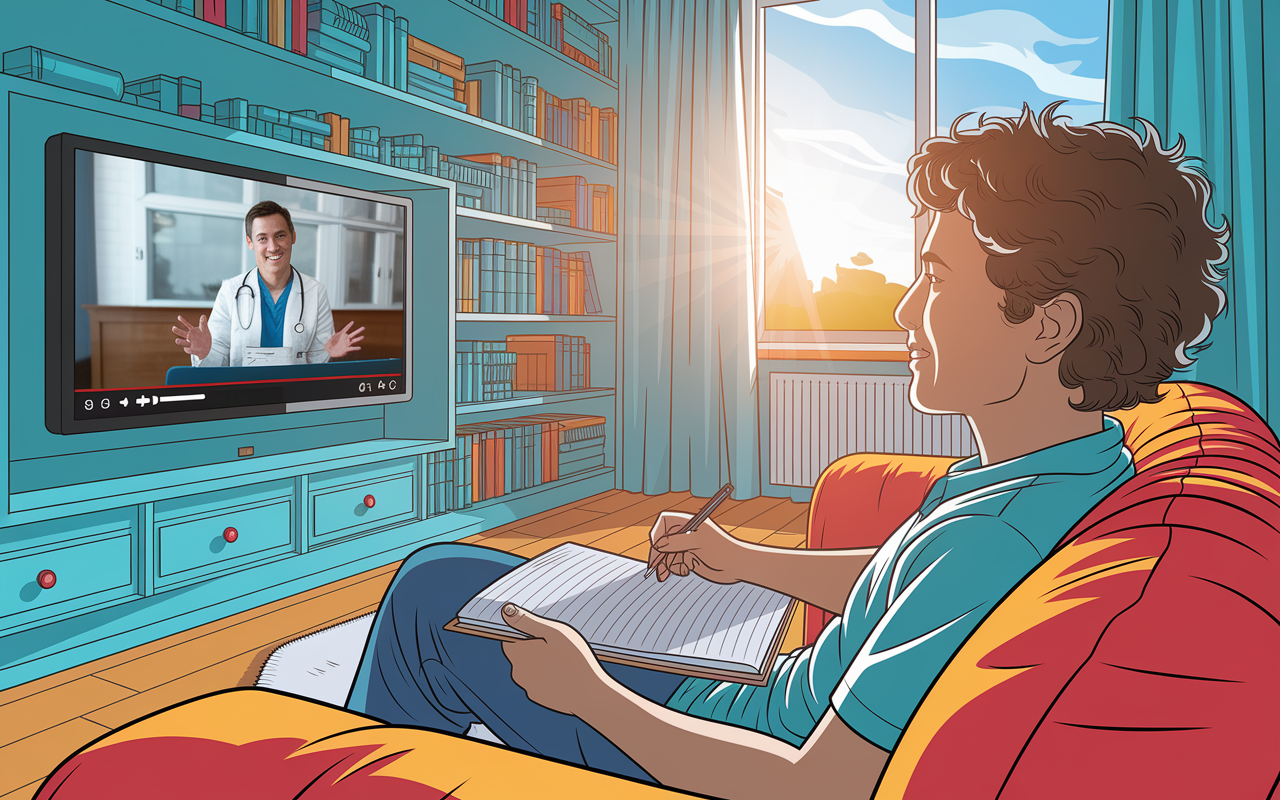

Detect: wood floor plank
[575,490,652,514]
[711,496,790,531]
[508,506,616,538]
[727,501,807,543]
[84,656,255,730]
[95,575,394,692]
[0,676,134,749]
[0,718,110,793]
[0,779,40,800]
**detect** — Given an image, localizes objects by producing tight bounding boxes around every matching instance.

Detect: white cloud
[777,2,1105,102]
[772,128,907,175]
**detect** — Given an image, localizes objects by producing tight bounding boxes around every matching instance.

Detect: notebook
[445,542,797,685]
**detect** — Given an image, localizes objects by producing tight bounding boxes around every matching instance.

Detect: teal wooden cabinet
[309,459,417,546]
[0,510,138,636]
[153,481,295,590]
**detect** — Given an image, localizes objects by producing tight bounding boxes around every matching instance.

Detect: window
[88,154,405,309]
[760,0,1109,342]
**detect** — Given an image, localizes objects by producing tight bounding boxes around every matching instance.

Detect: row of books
[537,176,615,233]
[465,59,616,163]
[456,342,519,402]
[461,0,614,81]
[458,240,603,315]
[424,413,607,513]
[456,335,593,401]
[3,48,619,233]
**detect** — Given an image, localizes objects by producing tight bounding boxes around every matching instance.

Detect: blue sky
[765,0,1110,299]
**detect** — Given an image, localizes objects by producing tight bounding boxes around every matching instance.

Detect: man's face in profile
[894,211,1031,416]
[247,213,296,274]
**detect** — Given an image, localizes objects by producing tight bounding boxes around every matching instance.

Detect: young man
[172,201,365,367]
[346,105,1230,798]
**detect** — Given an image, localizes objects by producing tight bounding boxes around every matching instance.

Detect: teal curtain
[1106,0,1280,423]
[617,0,762,499]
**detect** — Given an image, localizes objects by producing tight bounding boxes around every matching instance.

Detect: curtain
[617,1,762,499]
[1106,0,1279,423]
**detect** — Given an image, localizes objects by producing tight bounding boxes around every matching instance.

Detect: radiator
[769,373,978,488]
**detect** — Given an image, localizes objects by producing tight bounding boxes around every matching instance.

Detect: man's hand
[324,321,365,359]
[173,314,212,360]
[501,604,612,717]
[648,511,749,584]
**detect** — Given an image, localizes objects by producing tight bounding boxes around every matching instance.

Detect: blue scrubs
[257,271,292,348]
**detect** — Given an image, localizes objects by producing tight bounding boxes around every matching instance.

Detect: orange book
[589,104,600,159]
[268,0,286,47]
[320,113,349,155]
[471,436,481,503]
[585,343,591,388]
[407,35,464,69]
[465,80,480,116]
[534,248,545,314]
[506,334,562,390]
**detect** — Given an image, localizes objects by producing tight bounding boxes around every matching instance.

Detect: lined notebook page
[457,543,792,672]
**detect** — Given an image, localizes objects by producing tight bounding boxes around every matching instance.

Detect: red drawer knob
[37,569,57,589]
[223,527,238,543]
[364,494,376,508]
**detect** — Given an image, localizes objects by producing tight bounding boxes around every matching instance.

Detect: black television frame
[44,133,414,435]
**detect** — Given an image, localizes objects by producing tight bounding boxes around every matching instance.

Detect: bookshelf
[0,0,622,689]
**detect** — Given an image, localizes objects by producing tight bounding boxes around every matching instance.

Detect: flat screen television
[45,133,413,435]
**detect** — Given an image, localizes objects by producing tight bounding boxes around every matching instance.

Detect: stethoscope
[234,266,306,334]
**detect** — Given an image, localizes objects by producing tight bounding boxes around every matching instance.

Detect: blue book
[480,239,495,312]
[123,93,161,110]
[407,61,455,89]
[3,48,125,100]
[307,29,368,65]
[307,0,370,47]
[465,60,504,125]
[125,75,179,113]
[405,84,467,112]
[178,76,201,107]
[214,97,250,130]
[352,2,407,91]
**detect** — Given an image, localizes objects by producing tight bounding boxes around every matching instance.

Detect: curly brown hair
[906,102,1230,412]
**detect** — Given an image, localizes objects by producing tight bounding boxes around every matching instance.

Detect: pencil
[645,482,734,579]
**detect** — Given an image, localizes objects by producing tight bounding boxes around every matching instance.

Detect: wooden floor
[0,489,811,799]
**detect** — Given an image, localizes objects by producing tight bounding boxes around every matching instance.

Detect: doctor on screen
[173,201,365,367]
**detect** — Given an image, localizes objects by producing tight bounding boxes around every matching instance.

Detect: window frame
[755,0,934,350]
[120,162,403,309]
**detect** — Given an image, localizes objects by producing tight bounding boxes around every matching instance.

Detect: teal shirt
[665,415,1134,750]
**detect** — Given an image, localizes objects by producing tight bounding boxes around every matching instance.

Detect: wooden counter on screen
[82,305,406,390]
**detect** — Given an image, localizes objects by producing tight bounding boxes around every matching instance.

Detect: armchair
[34,383,1280,799]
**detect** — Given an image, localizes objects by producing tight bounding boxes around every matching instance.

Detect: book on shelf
[536,175,588,230]
[446,543,794,685]
[505,334,589,390]
[321,112,350,154]
[354,2,408,91]
[306,0,371,72]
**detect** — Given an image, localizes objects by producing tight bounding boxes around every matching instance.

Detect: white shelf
[458,388,616,414]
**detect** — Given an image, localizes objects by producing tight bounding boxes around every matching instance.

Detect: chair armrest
[36,688,699,800]
[803,453,958,644]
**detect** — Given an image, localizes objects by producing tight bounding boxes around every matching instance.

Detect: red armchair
[806,381,1280,798]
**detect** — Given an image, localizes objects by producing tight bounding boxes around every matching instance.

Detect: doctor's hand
[324,321,365,359]
[501,603,611,717]
[173,315,212,360]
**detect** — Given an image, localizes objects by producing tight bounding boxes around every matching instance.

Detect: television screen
[45,134,413,434]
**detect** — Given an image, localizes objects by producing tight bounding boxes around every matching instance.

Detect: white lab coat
[192,269,335,367]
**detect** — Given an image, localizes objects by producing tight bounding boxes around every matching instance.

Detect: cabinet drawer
[156,500,292,587]
[0,533,134,633]
[311,474,415,542]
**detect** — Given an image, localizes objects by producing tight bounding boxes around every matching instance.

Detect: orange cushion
[36,688,699,800]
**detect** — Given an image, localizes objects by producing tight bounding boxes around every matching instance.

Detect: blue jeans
[346,542,687,784]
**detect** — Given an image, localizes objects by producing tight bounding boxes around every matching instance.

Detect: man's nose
[894,274,926,331]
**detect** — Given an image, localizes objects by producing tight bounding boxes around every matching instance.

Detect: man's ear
[1029,292,1082,364]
